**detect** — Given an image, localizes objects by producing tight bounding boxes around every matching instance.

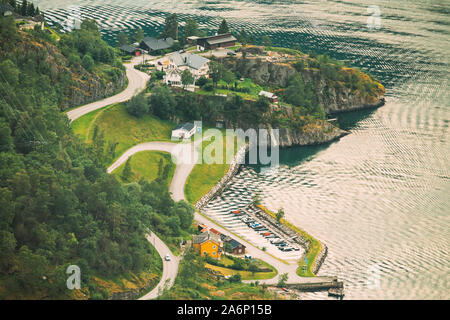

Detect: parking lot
[202,201,303,262]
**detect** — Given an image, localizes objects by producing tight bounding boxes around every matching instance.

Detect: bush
[126,93,149,117]
[229,274,242,283]
[82,54,94,72]
[204,83,214,92]
[196,76,208,87]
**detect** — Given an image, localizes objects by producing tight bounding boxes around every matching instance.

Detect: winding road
[71,53,333,300]
[67,55,150,122]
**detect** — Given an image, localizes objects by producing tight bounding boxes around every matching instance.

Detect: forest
[0,15,194,299]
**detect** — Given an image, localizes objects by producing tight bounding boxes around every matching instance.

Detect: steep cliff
[275,121,349,147]
[224,46,385,114]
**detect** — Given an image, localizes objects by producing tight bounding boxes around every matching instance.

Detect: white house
[165,52,210,82]
[164,68,182,87]
[171,122,197,139]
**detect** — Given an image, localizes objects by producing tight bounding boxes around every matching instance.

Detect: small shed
[259,90,278,103]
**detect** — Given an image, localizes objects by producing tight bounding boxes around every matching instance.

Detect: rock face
[15,35,127,111]
[225,55,385,114]
[67,71,126,109]
[275,122,349,148]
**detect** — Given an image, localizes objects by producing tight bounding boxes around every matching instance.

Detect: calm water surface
[35,0,449,299]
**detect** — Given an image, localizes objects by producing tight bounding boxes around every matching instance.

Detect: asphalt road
[138,232,180,300]
[66,55,150,122]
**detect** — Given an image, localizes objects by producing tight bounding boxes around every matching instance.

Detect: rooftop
[193,231,221,245]
[173,122,196,132]
[141,37,174,51]
[169,52,210,70]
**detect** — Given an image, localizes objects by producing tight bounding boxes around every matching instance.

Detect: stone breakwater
[250,204,327,275]
[195,145,248,210]
[311,243,328,275]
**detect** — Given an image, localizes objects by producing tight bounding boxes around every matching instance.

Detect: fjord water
[35,0,449,299]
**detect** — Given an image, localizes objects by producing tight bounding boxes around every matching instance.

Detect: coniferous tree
[20,0,27,16]
[218,18,229,34]
[161,13,178,39]
[26,2,35,16]
[117,31,128,47]
[133,27,144,43]
[121,158,133,182]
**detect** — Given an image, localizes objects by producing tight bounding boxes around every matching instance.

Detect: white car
[164,254,171,261]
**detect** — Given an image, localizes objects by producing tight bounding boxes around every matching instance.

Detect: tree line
[1,0,40,17]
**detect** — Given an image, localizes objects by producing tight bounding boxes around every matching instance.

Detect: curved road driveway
[67,55,150,122]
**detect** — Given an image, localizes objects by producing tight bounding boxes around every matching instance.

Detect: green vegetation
[112,151,175,186]
[185,131,240,204]
[82,103,175,163]
[218,19,230,35]
[204,255,277,281]
[256,205,322,277]
[0,16,194,299]
[160,249,280,300]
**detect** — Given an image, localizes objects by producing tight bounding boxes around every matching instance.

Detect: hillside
[0,16,194,299]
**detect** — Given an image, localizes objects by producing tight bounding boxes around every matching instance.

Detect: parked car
[270,239,283,244]
[165,254,171,261]
[244,254,252,260]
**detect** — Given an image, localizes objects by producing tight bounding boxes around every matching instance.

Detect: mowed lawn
[185,132,242,204]
[205,256,277,281]
[111,151,175,186]
[70,106,107,141]
[71,103,175,163]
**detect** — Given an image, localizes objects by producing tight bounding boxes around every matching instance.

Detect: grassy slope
[112,151,175,186]
[71,103,175,162]
[185,131,240,204]
[256,205,322,277]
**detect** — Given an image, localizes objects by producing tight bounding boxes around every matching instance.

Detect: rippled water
[35,0,450,299]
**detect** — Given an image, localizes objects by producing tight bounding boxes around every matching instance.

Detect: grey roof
[206,34,237,45]
[193,231,221,244]
[170,52,209,70]
[141,37,174,51]
[174,122,195,131]
[120,45,138,53]
[229,239,245,250]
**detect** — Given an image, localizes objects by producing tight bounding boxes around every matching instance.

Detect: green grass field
[111,151,175,186]
[71,103,175,163]
[185,131,241,204]
[71,106,108,141]
[205,256,277,281]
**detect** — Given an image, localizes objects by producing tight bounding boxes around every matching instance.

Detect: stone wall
[195,145,248,210]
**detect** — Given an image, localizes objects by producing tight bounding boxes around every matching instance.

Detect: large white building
[164,52,210,87]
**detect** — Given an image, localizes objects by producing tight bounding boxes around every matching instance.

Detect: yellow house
[193,231,222,260]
